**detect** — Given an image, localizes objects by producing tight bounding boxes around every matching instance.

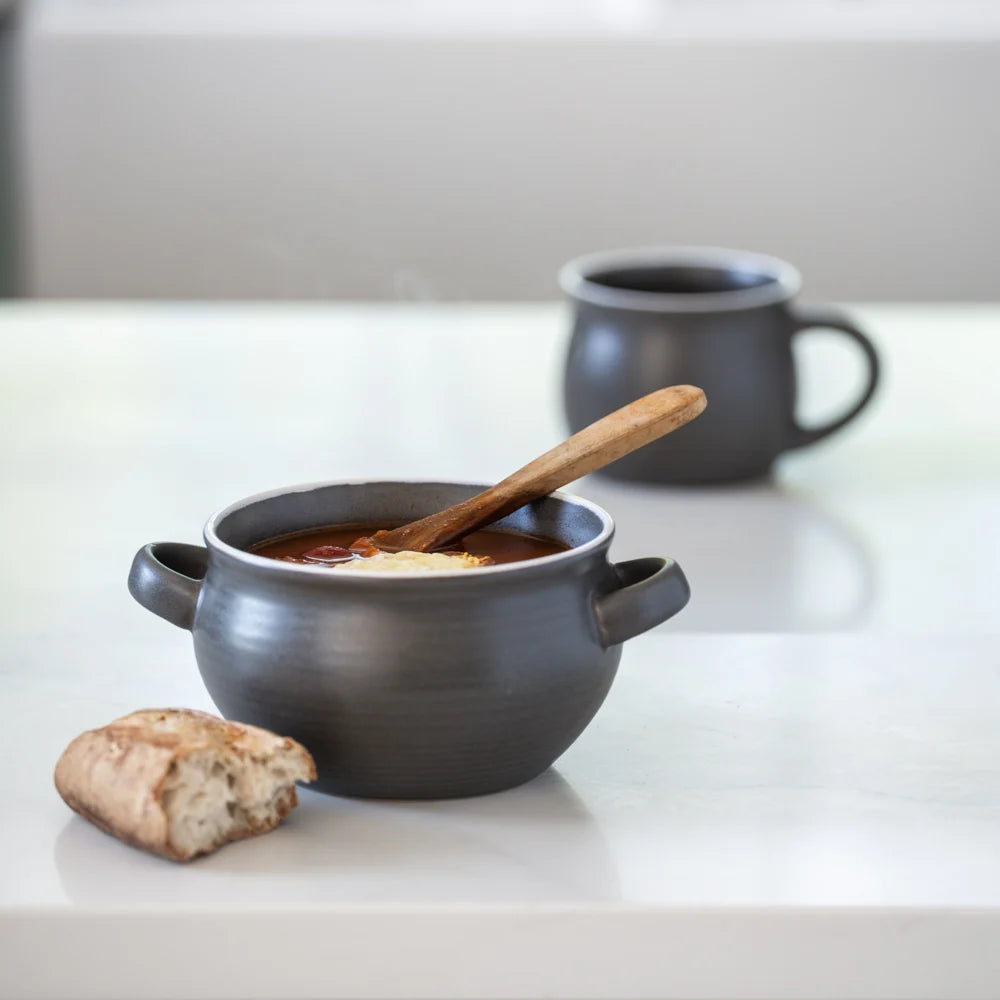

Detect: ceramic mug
[561,246,880,484]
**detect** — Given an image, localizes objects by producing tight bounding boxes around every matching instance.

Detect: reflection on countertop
[54,769,620,906]
[579,477,875,632]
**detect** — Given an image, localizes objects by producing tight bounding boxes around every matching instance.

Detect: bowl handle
[128,543,208,630]
[593,557,690,647]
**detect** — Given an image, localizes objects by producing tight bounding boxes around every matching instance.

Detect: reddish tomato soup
[249,523,569,567]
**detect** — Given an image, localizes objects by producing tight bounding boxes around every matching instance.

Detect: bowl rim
[203,478,616,580]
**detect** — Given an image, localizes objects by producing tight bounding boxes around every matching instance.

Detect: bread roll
[54,708,316,861]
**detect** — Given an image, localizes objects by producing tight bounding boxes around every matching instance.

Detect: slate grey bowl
[128,480,690,799]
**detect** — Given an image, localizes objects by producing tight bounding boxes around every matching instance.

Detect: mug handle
[593,557,690,648]
[128,543,208,630]
[785,307,881,450]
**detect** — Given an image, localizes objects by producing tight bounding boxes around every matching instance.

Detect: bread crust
[54,709,316,861]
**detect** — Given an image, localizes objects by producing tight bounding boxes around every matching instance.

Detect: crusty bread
[54,708,316,862]
[334,550,493,572]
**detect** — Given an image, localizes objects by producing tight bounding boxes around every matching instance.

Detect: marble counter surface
[1,302,997,999]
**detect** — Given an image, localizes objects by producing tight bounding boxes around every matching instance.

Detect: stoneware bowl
[128,480,690,799]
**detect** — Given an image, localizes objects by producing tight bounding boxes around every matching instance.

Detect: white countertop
[1,302,999,999]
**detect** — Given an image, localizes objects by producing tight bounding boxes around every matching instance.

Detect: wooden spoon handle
[376,385,706,553]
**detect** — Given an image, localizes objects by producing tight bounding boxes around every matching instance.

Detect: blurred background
[1,0,998,302]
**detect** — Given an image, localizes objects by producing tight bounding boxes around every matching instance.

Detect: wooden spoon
[352,384,706,555]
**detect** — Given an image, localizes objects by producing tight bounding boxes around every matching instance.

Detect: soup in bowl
[128,480,690,798]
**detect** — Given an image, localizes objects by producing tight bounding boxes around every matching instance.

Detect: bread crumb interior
[160,749,309,858]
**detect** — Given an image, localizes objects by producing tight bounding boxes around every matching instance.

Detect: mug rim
[559,245,802,313]
[203,478,616,580]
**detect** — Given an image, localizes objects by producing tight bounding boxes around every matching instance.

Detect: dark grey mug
[561,246,880,484]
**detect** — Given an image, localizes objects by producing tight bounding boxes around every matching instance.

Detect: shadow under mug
[561,246,881,484]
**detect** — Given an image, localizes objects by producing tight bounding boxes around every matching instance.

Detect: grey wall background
[0,5,18,296]
[16,3,1000,301]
